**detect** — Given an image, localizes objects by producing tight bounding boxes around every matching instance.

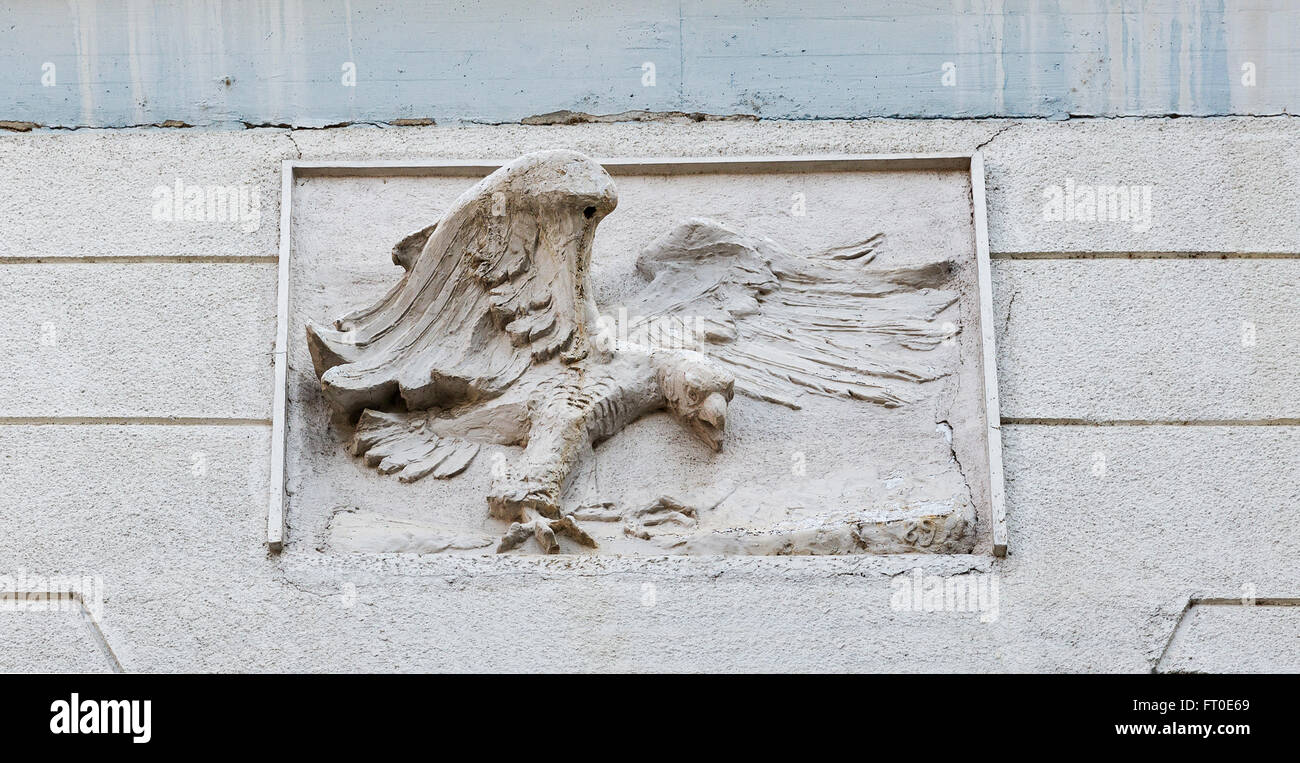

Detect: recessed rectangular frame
[268,152,1007,557]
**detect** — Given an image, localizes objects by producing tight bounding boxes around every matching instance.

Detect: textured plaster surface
[2,263,276,418]
[0,130,293,260]
[1,117,1297,671]
[0,610,115,673]
[983,118,1300,254]
[1160,605,1300,673]
[994,259,1300,421]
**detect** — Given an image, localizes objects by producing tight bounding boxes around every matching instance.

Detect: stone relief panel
[287,151,993,555]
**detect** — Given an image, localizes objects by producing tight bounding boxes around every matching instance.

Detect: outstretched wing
[621,219,958,409]
[306,150,618,420]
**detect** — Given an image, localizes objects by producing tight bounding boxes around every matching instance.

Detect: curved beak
[700,392,727,428]
[692,392,729,451]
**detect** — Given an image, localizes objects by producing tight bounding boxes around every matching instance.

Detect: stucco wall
[1,116,1297,672]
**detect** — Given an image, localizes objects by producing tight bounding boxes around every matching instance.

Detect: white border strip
[267,162,293,552]
[289,153,973,177]
[970,152,1007,556]
[267,153,1007,557]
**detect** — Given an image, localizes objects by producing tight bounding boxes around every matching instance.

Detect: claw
[533,519,559,554]
[551,515,597,548]
[495,509,598,554]
[487,473,561,521]
[623,495,699,540]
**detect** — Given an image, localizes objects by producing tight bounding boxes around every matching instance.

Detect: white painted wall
[1,117,1297,672]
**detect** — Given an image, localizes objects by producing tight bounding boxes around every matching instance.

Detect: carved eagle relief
[307,150,961,553]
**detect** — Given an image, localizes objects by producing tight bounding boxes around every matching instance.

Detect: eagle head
[654,350,736,451]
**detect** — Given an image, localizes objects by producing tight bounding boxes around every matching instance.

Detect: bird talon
[487,473,561,521]
[495,510,599,554]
